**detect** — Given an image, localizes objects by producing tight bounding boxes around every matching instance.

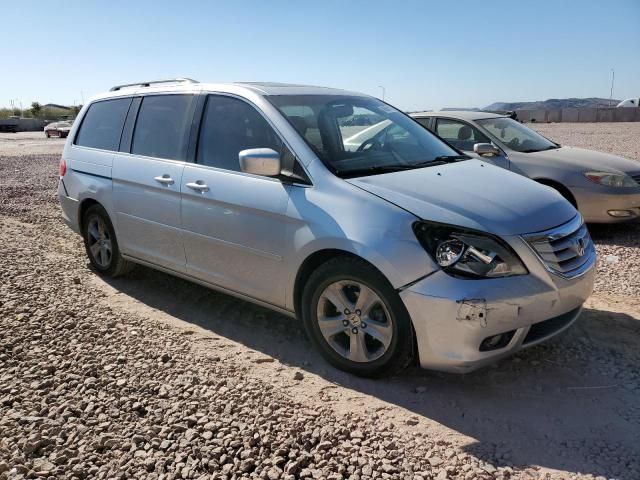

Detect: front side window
[75,98,131,151]
[269,95,462,177]
[476,117,558,153]
[435,119,491,152]
[131,95,194,160]
[197,95,283,172]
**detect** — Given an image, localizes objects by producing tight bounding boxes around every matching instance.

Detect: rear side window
[197,95,283,172]
[131,95,194,160]
[75,98,131,151]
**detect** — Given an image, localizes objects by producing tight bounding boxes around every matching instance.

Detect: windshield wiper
[336,164,416,176]
[431,155,471,163]
[521,145,559,153]
[336,155,470,177]
[409,155,471,167]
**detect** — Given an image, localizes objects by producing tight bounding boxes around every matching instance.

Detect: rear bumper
[400,236,596,373]
[572,186,640,223]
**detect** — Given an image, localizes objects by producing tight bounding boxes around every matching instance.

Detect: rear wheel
[82,204,134,277]
[301,256,414,377]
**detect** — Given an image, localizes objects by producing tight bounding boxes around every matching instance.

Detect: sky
[2,0,639,111]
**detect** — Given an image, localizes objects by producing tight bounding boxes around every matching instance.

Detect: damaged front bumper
[399,235,596,373]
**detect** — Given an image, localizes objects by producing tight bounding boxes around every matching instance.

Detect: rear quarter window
[74,98,132,151]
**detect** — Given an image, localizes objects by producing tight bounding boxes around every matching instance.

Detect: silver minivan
[58,79,596,377]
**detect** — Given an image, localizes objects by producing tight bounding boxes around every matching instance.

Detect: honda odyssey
[58,79,596,377]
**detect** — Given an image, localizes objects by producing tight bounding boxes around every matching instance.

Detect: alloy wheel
[316,280,393,363]
[86,216,112,268]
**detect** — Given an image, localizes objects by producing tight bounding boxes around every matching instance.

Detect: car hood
[346,160,577,235]
[518,146,640,174]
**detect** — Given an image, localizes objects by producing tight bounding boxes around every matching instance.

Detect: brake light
[59,158,67,177]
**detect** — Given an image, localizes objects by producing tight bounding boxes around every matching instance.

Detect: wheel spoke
[97,220,106,239]
[355,285,378,315]
[318,315,346,339]
[348,331,369,362]
[89,242,101,258]
[88,223,100,241]
[100,245,110,264]
[364,321,393,348]
[323,282,353,313]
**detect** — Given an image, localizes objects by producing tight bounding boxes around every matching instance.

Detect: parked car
[45,121,72,138]
[58,79,595,377]
[411,111,640,223]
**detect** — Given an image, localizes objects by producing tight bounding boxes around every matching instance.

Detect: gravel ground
[1,128,639,480]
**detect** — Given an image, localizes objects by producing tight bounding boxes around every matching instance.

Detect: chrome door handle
[186,181,209,192]
[154,175,175,185]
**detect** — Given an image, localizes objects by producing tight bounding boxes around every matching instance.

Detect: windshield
[476,117,558,153]
[268,95,463,177]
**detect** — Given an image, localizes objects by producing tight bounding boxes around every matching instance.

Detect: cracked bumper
[399,236,596,373]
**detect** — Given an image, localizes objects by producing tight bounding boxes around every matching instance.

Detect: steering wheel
[357,137,382,152]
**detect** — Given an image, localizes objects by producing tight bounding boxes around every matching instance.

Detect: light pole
[609,69,615,108]
[378,85,386,102]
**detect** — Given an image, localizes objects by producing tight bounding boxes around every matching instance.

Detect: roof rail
[109,78,199,92]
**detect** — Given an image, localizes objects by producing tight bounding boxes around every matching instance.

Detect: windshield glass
[268,95,463,176]
[476,117,557,153]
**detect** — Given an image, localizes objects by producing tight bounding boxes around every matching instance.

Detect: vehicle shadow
[587,221,640,247]
[100,264,640,479]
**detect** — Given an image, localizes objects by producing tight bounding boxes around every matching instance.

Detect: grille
[631,172,640,186]
[523,215,596,279]
[523,307,581,345]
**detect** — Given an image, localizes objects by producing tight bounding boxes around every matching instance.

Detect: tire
[45,132,50,138]
[301,256,414,377]
[82,204,135,277]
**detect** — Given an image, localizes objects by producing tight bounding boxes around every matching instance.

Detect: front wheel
[301,257,414,377]
[82,204,134,277]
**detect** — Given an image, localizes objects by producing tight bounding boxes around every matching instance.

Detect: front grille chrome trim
[521,214,597,280]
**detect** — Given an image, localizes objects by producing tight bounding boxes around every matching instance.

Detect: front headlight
[584,171,637,188]
[413,221,528,279]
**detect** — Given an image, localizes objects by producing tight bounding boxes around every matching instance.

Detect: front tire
[301,256,414,377]
[82,204,134,277]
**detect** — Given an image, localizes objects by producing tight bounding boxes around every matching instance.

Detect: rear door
[111,93,196,272]
[434,117,510,169]
[180,94,293,306]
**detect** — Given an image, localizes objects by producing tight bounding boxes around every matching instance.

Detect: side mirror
[239,148,281,177]
[474,143,501,156]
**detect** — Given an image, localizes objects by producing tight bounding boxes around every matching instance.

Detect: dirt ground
[1,126,639,480]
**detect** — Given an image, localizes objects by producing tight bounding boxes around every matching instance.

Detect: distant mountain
[484,97,620,111]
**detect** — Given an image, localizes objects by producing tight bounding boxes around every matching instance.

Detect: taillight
[59,158,67,177]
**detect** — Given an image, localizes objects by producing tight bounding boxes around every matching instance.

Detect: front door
[180,94,292,307]
[434,117,510,169]
[112,93,196,272]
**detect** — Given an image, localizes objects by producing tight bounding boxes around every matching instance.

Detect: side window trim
[194,93,313,185]
[119,97,142,153]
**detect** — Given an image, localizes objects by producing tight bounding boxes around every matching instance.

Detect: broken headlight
[413,221,527,279]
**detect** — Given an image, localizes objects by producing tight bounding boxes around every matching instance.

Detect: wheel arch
[293,249,390,320]
[533,178,578,208]
[78,198,102,235]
